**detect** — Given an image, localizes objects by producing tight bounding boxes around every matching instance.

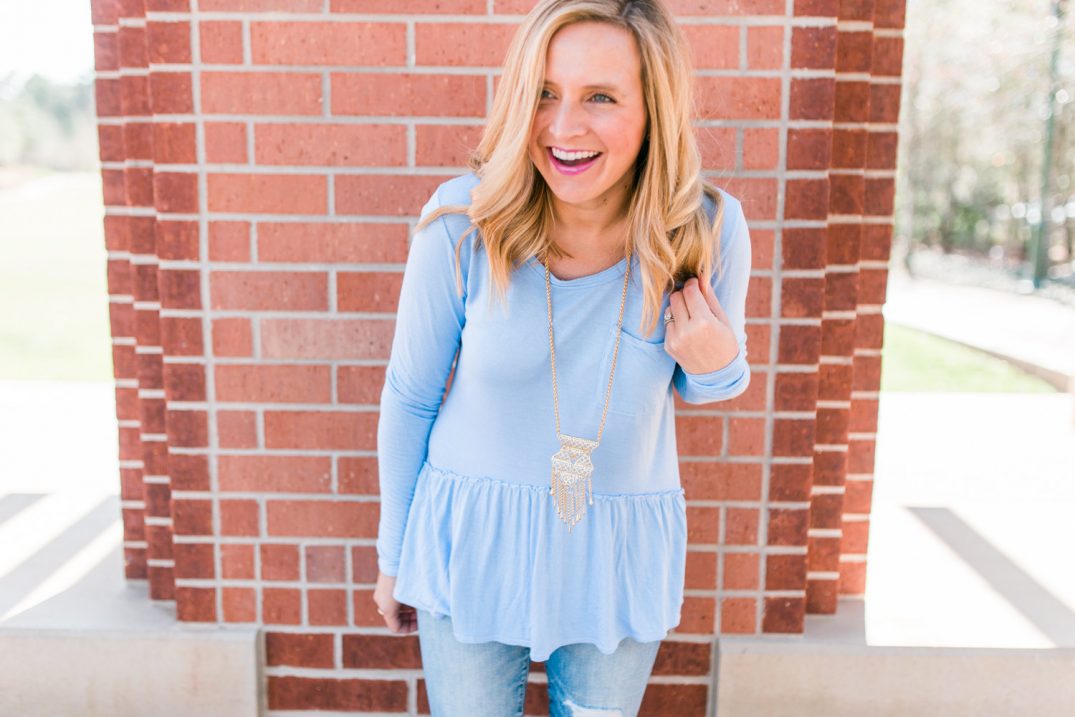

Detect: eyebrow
[542,80,622,93]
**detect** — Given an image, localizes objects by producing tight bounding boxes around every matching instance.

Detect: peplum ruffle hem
[392,460,687,663]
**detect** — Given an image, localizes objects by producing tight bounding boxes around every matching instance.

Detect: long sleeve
[673,193,752,404]
[376,188,468,577]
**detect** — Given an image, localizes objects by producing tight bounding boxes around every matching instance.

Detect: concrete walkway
[864,267,1075,648]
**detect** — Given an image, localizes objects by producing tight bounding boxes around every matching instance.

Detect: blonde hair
[417,0,725,338]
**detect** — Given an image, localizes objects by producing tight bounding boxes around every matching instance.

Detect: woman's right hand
[373,571,418,634]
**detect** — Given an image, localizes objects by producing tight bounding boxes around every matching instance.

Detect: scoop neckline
[527,253,634,287]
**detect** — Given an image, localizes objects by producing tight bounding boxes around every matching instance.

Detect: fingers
[381,603,418,634]
[696,275,731,325]
[669,277,731,345]
[383,606,401,632]
[668,288,689,323]
[682,277,711,319]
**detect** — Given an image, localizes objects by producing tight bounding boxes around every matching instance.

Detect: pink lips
[548,147,602,175]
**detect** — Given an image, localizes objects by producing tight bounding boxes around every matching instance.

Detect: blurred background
[1,0,104,385]
[1,0,1073,646]
[896,0,1075,294]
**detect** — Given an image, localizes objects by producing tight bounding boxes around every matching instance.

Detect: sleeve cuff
[377,557,398,578]
[681,345,746,387]
[675,345,750,404]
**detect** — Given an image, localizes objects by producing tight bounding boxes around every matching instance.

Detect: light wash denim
[416,608,662,717]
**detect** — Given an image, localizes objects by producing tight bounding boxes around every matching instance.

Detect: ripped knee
[562,696,623,716]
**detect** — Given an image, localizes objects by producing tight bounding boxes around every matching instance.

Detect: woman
[372,1,751,714]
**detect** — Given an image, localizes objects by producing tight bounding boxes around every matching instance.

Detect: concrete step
[717,600,1075,716]
[0,381,261,715]
[0,539,261,717]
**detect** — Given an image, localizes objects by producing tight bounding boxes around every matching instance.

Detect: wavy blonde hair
[417,0,725,338]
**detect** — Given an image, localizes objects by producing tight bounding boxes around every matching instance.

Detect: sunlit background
[1,0,1073,649]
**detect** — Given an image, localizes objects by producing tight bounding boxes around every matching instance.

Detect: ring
[664,309,674,325]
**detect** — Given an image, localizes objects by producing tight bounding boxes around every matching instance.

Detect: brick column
[843,0,905,597]
[90,0,907,712]
[806,1,872,615]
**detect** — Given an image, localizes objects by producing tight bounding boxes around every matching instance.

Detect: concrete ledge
[0,539,262,717]
[0,625,263,717]
[716,600,1075,717]
[717,640,1075,717]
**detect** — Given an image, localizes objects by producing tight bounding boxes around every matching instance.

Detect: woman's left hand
[663,276,739,374]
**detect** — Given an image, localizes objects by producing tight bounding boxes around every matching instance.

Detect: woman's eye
[538,90,613,103]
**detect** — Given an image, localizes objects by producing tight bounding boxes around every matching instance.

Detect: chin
[542,168,611,197]
[548,183,607,205]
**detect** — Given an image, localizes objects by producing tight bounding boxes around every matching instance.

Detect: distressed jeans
[416,608,662,717]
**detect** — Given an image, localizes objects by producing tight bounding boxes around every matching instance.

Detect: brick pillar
[97,0,177,593]
[806,1,871,615]
[797,0,904,614]
[843,0,905,597]
[93,0,143,580]
[124,0,181,604]
[90,0,907,712]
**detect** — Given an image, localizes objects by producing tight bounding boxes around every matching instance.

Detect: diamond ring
[664,309,674,325]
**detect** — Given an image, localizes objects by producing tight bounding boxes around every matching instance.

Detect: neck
[548,182,633,261]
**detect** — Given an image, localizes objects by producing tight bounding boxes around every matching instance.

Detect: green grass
[880,322,1056,393]
[0,170,1059,394]
[0,170,114,382]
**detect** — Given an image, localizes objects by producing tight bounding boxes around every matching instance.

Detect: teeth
[551,147,600,161]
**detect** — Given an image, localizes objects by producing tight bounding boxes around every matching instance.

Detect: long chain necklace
[543,246,632,532]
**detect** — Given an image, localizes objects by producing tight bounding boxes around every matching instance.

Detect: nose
[548,98,587,142]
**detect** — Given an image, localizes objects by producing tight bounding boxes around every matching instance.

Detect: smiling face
[528,21,649,218]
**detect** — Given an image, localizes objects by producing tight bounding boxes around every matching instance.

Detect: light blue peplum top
[376,171,751,662]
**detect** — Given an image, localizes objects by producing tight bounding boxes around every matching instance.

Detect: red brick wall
[91,0,905,712]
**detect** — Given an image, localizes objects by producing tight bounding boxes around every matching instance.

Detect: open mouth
[548,147,602,173]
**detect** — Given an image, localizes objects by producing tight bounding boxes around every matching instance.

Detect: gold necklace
[543,248,632,532]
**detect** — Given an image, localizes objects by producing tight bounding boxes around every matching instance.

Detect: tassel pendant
[550,432,598,532]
